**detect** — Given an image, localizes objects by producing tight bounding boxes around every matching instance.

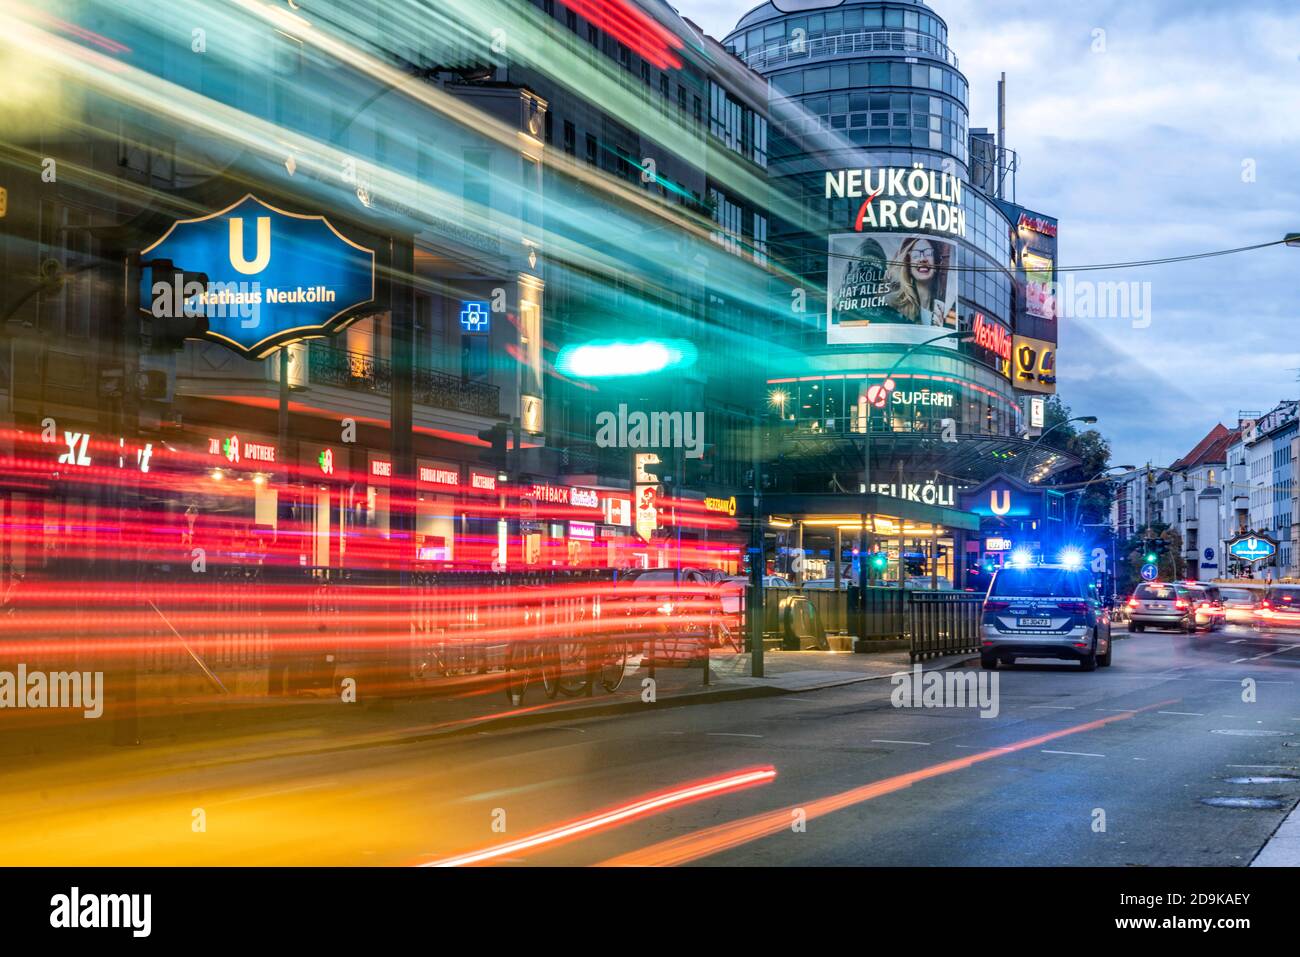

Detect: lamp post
[1069,465,1136,530]
[1019,414,1098,482]
[858,329,974,613]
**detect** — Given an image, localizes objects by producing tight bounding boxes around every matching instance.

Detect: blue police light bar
[1057,547,1084,570]
[1008,548,1035,568]
[554,338,697,378]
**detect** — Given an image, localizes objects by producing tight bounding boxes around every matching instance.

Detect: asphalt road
[2,624,1297,866]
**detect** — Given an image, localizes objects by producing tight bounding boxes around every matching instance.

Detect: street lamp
[1019,414,1099,481]
[1069,464,1136,529]
[858,329,974,599]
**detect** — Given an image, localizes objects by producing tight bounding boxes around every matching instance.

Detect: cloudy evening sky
[683,0,1300,468]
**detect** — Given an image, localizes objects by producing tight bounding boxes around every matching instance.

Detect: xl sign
[139,195,376,358]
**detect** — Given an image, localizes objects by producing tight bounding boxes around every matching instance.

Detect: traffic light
[143,258,209,352]
[869,551,888,572]
[477,422,510,472]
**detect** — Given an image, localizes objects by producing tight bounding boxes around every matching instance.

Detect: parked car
[1126,582,1195,633]
[1218,586,1262,623]
[1256,585,1300,630]
[904,575,954,591]
[802,578,849,590]
[613,567,723,661]
[980,562,1112,670]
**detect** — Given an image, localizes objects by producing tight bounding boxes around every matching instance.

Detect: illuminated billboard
[827,232,959,345]
[1013,334,1057,394]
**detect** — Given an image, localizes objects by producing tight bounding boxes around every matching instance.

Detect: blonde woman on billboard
[884,236,951,326]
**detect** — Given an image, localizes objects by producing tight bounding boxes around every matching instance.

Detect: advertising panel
[827,232,959,345]
[1012,335,1058,394]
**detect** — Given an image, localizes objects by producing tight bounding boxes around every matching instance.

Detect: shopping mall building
[722,0,1076,588]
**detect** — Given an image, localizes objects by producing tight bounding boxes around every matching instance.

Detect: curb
[323,653,982,746]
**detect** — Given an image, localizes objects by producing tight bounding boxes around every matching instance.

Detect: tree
[1040,396,1113,528]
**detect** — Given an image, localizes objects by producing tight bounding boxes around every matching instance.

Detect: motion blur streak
[420,765,777,866]
[599,702,1179,866]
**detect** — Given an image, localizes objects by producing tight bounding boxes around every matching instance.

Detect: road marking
[1042,750,1105,757]
[1228,764,1295,769]
[1228,639,1246,644]
[708,732,763,738]
[601,698,1180,867]
[871,739,930,746]
[1096,708,1139,713]
[1029,705,1075,710]
[422,766,778,867]
[1249,644,1300,661]
[1158,711,1205,716]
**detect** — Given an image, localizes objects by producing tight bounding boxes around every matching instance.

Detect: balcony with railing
[307,344,501,417]
[740,30,959,71]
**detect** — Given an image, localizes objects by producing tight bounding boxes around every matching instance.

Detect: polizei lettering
[826,164,966,238]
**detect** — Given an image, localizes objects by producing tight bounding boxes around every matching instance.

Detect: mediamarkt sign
[826,164,966,239]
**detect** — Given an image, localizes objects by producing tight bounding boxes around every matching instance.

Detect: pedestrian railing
[801,584,982,661]
[906,591,983,661]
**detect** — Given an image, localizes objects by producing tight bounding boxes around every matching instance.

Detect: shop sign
[531,483,571,505]
[869,480,955,507]
[825,165,966,239]
[570,487,600,509]
[604,496,632,527]
[891,389,954,409]
[469,471,497,492]
[418,464,459,488]
[570,521,596,540]
[704,496,737,516]
[208,434,276,465]
[986,537,1012,552]
[1012,335,1057,394]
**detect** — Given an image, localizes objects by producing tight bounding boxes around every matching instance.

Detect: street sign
[1226,532,1277,564]
[139,194,376,358]
[1140,563,1158,582]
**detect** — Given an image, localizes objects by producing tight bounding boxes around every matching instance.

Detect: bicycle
[504,637,560,706]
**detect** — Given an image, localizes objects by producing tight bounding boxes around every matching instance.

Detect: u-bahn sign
[1226,532,1277,564]
[139,195,376,358]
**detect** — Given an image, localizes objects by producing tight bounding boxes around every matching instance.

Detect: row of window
[708,187,769,266]
[771,61,967,104]
[728,5,950,52]
[709,80,769,167]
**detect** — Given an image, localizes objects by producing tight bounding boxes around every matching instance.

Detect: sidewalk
[1,647,977,771]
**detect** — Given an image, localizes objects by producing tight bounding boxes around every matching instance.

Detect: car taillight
[1059,601,1088,615]
[1126,598,1139,609]
[1260,600,1272,610]
[1174,599,1188,610]
[984,600,1010,612]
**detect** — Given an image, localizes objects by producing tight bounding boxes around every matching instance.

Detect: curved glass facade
[725,0,1021,439]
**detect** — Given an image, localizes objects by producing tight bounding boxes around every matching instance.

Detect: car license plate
[1018,617,1052,628]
